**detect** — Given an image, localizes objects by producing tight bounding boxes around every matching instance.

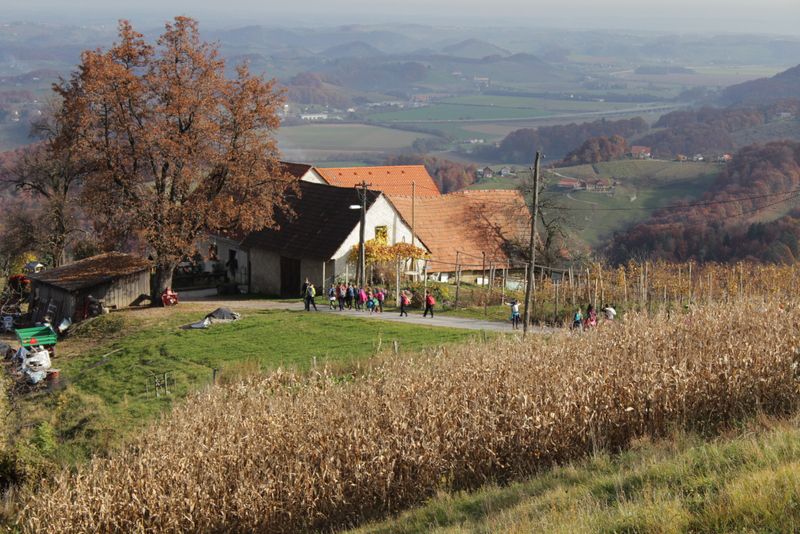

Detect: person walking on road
[399,290,410,317]
[328,285,337,310]
[508,298,521,330]
[423,290,436,318]
[304,282,318,311]
[346,283,355,310]
[337,283,346,311]
[376,287,385,313]
[572,307,583,331]
[357,286,367,311]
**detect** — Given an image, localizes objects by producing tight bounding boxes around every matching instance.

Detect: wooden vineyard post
[454,251,462,308]
[554,280,559,325]
[569,267,575,306]
[586,267,591,305]
[622,268,627,309]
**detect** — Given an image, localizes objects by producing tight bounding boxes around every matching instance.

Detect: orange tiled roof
[316,165,441,197]
[389,190,530,272]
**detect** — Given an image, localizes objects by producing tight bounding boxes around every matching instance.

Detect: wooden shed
[28,252,152,325]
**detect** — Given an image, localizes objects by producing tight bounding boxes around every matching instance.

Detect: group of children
[321,282,437,318]
[571,303,616,331]
[327,282,387,314]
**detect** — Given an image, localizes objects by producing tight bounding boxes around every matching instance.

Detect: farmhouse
[28,252,151,326]
[585,178,613,192]
[630,146,652,159]
[243,181,426,296]
[311,165,441,197]
[389,190,529,276]
[199,161,326,289]
[557,177,582,190]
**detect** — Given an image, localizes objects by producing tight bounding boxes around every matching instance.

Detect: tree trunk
[152,261,176,305]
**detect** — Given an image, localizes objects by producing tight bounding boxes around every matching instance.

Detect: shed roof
[242,181,381,260]
[30,252,151,292]
[389,190,530,272]
[315,165,441,197]
[280,161,315,179]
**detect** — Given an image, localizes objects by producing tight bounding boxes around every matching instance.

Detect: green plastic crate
[15,325,57,348]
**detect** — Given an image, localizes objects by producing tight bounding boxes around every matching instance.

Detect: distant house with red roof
[311,165,441,197]
[557,177,582,190]
[630,146,652,159]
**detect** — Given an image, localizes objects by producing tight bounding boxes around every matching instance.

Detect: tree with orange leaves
[59,17,294,298]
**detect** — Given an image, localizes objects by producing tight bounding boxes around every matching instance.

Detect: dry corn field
[19,296,800,533]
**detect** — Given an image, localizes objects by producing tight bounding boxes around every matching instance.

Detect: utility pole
[356,181,371,288]
[523,152,541,338]
[411,180,416,247]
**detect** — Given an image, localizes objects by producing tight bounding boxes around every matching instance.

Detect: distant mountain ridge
[440,38,511,59]
[321,41,385,59]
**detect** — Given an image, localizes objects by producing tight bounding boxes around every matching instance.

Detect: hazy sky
[5,0,800,35]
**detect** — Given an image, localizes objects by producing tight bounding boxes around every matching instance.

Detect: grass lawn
[352,415,800,533]
[8,306,481,466]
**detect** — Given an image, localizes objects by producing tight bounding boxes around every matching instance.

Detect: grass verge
[352,415,800,534]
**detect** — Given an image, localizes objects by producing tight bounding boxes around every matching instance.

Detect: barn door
[280,256,301,297]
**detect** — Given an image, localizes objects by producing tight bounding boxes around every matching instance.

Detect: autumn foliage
[560,134,628,166]
[59,17,294,293]
[482,117,648,162]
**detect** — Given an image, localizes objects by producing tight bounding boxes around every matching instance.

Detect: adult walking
[356,286,367,311]
[423,289,436,318]
[305,282,318,311]
[376,287,385,313]
[508,298,521,330]
[346,283,355,310]
[399,290,410,317]
[337,282,346,311]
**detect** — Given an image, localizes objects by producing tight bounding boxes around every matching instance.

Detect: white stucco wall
[299,169,326,184]
[248,194,426,293]
[329,195,425,281]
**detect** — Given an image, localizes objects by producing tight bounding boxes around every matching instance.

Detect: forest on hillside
[477,117,649,162]
[608,141,800,264]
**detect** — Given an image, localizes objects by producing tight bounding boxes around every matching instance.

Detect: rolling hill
[441,38,511,59]
[720,63,800,106]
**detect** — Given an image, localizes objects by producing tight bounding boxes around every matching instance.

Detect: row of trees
[559,134,628,166]
[478,117,648,163]
[0,17,295,296]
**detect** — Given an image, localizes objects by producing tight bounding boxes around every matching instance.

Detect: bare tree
[1,100,91,266]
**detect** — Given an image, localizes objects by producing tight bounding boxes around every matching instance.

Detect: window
[374,225,388,243]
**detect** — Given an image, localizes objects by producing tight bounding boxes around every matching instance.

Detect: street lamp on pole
[350,180,371,288]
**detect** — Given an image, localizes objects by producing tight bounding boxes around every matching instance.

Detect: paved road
[181,292,552,334]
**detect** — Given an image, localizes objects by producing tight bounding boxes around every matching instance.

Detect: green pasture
[277,123,435,151]
[9,308,479,466]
